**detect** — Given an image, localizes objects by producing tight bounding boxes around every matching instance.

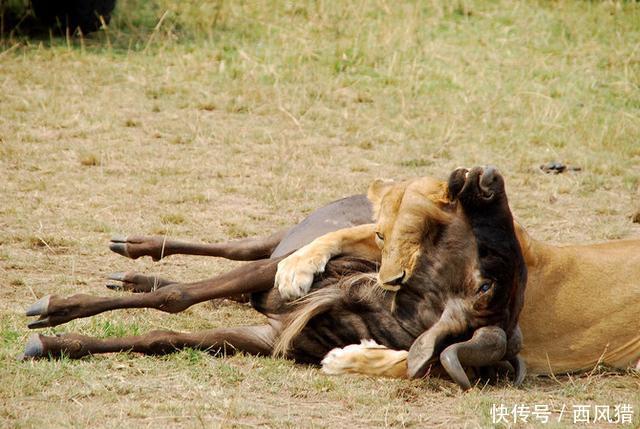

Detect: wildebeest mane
[273,257,390,359]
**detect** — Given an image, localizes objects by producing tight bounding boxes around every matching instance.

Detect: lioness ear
[429,181,452,206]
[367,179,395,215]
[367,179,396,205]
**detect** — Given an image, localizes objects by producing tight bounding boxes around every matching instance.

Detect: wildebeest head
[446,166,527,335]
[368,167,526,386]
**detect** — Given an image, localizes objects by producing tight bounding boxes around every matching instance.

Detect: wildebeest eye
[479,282,492,293]
[375,232,384,241]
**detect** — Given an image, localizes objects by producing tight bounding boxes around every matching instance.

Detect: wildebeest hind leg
[20,325,276,360]
[109,228,289,261]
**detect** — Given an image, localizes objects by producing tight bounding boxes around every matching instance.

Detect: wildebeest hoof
[19,333,90,359]
[27,318,53,329]
[448,166,505,203]
[109,235,130,258]
[106,271,171,293]
[106,271,127,288]
[109,235,165,261]
[19,334,45,360]
[25,294,89,328]
[26,295,55,328]
[25,295,50,317]
[478,166,499,199]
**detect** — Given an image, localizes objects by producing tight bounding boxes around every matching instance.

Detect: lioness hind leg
[321,340,409,378]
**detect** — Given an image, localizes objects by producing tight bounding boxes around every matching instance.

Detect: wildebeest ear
[446,168,468,201]
[367,178,395,213]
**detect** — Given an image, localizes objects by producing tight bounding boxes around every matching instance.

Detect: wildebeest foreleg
[25,257,282,329]
[105,272,176,292]
[105,271,250,303]
[109,229,289,261]
[439,326,509,390]
[20,325,276,360]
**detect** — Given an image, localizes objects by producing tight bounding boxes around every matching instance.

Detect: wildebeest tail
[273,287,342,357]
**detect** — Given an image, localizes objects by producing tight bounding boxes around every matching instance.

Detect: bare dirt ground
[1,1,639,427]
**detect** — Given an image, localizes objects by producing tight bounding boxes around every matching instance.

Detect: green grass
[1,0,639,427]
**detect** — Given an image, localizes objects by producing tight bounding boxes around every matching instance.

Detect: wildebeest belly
[288,304,417,364]
[279,258,421,365]
[271,194,373,258]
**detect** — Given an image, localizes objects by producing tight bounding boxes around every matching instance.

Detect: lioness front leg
[275,224,379,300]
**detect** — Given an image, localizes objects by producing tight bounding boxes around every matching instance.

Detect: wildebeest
[22,166,526,390]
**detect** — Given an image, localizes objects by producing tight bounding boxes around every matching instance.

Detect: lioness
[276,172,640,376]
[28,169,638,378]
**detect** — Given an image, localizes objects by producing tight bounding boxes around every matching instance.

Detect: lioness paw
[275,246,331,300]
[321,341,380,375]
[322,340,409,378]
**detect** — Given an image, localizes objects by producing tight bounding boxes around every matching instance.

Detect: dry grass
[1,0,639,427]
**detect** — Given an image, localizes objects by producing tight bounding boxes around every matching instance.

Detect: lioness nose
[382,270,405,287]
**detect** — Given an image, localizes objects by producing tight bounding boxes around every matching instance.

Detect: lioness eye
[479,282,492,293]
[375,232,384,241]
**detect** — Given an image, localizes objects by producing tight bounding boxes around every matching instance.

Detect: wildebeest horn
[407,299,470,379]
[407,318,460,379]
[439,326,508,390]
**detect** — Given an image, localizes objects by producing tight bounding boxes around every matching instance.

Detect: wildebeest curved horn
[439,326,507,390]
[407,318,459,379]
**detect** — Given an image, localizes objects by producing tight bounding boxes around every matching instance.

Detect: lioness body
[518,232,640,373]
[277,184,640,375]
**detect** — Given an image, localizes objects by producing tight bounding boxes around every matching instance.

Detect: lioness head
[367,176,452,290]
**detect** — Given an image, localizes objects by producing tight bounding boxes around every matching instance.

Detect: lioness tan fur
[277,177,640,376]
